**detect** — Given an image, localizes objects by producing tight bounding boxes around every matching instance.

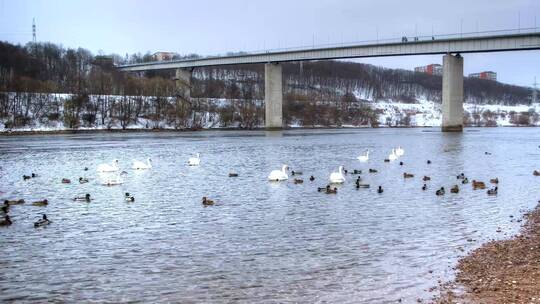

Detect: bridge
[117,29,540,131]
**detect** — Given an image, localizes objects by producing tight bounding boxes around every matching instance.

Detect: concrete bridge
[118,30,540,131]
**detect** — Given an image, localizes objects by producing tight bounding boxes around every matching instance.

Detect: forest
[0,41,534,130]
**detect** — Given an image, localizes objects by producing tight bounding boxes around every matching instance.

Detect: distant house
[152,51,176,61]
[469,71,497,81]
[92,55,114,68]
[414,64,442,76]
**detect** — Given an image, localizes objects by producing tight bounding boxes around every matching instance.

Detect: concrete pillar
[175,68,191,101]
[264,63,283,129]
[442,54,464,132]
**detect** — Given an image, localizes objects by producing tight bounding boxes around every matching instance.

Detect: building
[152,51,176,61]
[414,64,442,76]
[468,71,497,81]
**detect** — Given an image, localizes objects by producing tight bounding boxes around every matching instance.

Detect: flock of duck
[4,145,539,228]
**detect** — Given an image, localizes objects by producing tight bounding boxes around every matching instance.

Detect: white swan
[268,165,288,181]
[329,166,346,184]
[188,153,200,166]
[132,158,152,170]
[97,159,119,172]
[357,150,369,162]
[395,146,405,156]
[388,149,398,161]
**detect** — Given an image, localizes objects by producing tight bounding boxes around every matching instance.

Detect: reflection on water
[1,128,539,303]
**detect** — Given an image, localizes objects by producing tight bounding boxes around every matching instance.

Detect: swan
[268,165,288,181]
[188,153,200,166]
[357,150,369,162]
[388,149,398,161]
[329,166,346,184]
[395,146,405,156]
[97,159,119,172]
[132,158,152,170]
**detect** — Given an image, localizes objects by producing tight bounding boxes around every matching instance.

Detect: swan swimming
[395,146,405,156]
[97,159,119,172]
[357,150,369,162]
[132,158,152,170]
[188,153,200,166]
[388,149,398,161]
[268,165,288,181]
[329,166,346,184]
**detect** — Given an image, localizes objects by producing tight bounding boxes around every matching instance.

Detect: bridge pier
[175,68,191,101]
[441,54,464,132]
[264,63,283,129]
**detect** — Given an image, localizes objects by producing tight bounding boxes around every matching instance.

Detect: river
[0,128,538,303]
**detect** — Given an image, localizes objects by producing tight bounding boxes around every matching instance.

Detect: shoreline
[0,125,537,136]
[435,203,540,303]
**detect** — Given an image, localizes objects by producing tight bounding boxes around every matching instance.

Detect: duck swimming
[462,177,469,184]
[422,184,427,191]
[352,169,362,175]
[294,178,304,184]
[202,197,214,206]
[228,173,239,177]
[73,194,91,202]
[403,173,414,178]
[472,180,486,190]
[291,170,303,176]
[457,173,465,180]
[0,215,12,226]
[534,170,540,176]
[309,175,315,181]
[377,186,384,194]
[427,160,432,164]
[125,193,135,202]
[79,177,89,184]
[399,161,404,166]
[325,185,338,194]
[450,185,459,193]
[436,187,445,196]
[34,214,51,228]
[32,199,48,206]
[490,178,499,184]
[4,199,24,205]
[23,175,31,180]
[423,176,431,181]
[369,169,378,173]
[487,187,498,196]
[61,178,71,184]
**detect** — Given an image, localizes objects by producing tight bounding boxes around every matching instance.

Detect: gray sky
[0,0,539,87]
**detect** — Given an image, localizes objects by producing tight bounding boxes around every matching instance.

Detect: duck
[309,175,315,181]
[534,170,540,176]
[228,173,239,177]
[79,177,89,184]
[0,215,12,226]
[61,178,71,184]
[268,165,289,181]
[456,173,465,180]
[188,153,200,166]
[384,159,390,163]
[97,159,120,172]
[490,178,499,184]
[1,205,9,214]
[369,169,378,173]
[32,199,48,206]
[423,176,431,181]
[462,177,469,184]
[356,182,370,188]
[472,180,486,190]
[388,149,398,161]
[377,186,384,194]
[31,173,38,177]
[329,166,346,184]
[4,199,25,205]
[399,161,404,166]
[395,146,405,156]
[487,187,498,196]
[427,160,432,164]
[294,178,304,184]
[357,150,369,162]
[125,193,135,202]
[450,185,459,193]
[485,152,492,155]
[436,187,445,196]
[34,214,51,228]
[422,184,427,191]
[132,158,152,170]
[23,175,31,180]
[403,173,414,178]
[84,167,89,171]
[291,170,303,176]
[73,194,91,202]
[325,185,338,194]
[102,177,124,186]
[352,169,362,175]
[202,196,214,206]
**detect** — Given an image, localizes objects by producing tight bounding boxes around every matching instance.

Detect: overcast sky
[0,0,539,87]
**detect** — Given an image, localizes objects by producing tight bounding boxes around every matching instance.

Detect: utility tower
[533,77,538,104]
[32,18,36,43]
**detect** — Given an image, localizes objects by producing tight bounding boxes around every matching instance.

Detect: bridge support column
[442,54,463,132]
[175,68,191,101]
[265,63,283,129]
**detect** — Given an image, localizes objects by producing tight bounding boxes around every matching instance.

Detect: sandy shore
[435,203,540,303]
